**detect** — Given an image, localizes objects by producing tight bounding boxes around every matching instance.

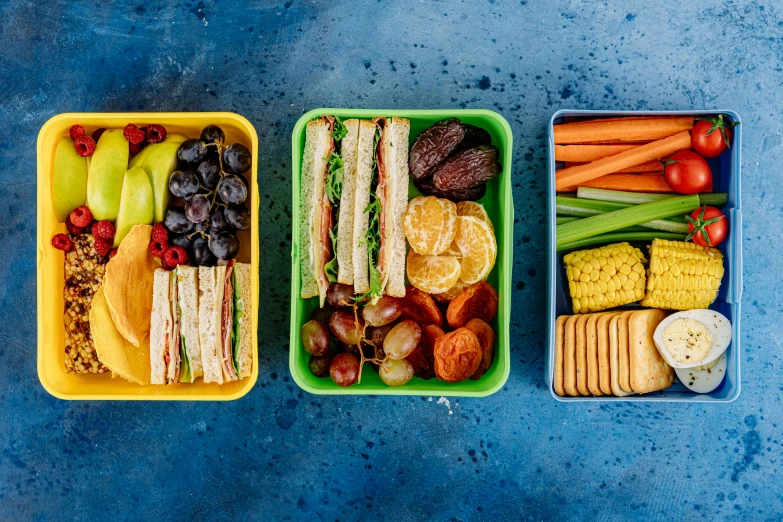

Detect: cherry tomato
[691,115,737,158]
[686,206,727,248]
[662,150,712,194]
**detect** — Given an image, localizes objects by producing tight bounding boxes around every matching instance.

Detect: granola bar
[63,234,109,374]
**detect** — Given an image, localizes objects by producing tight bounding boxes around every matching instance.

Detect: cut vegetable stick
[555,131,692,191]
[564,160,663,173]
[553,116,694,144]
[560,173,674,193]
[554,144,637,162]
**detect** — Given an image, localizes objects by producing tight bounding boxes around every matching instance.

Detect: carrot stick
[560,173,674,193]
[565,160,663,173]
[553,116,694,144]
[554,144,637,162]
[555,130,692,191]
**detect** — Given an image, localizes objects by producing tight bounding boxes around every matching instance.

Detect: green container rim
[289,108,514,396]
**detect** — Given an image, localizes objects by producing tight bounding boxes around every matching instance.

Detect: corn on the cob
[641,239,724,310]
[564,242,647,314]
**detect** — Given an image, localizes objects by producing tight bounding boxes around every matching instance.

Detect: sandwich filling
[232,268,244,376]
[357,122,384,302]
[221,260,238,381]
[322,117,347,285]
[166,270,182,384]
[176,270,193,383]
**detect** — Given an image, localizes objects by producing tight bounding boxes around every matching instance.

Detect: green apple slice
[51,138,88,222]
[114,166,154,247]
[86,129,130,221]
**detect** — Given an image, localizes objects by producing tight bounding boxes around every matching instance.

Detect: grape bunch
[300,283,422,387]
[165,125,252,266]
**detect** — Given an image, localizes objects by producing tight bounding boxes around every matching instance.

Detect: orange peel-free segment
[406,250,461,294]
[456,201,494,232]
[453,216,497,284]
[402,196,457,255]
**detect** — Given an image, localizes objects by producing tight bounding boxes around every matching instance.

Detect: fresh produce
[51,138,89,222]
[300,319,330,356]
[686,206,727,247]
[556,231,686,253]
[562,172,674,193]
[73,135,97,157]
[556,195,700,248]
[555,196,689,234]
[456,201,494,231]
[555,131,692,192]
[362,295,401,326]
[563,242,647,314]
[576,187,727,207]
[661,150,713,194]
[554,143,637,162]
[86,129,130,221]
[378,359,414,386]
[330,353,360,387]
[453,216,497,283]
[691,115,737,158]
[564,160,663,173]
[402,196,457,255]
[113,166,154,247]
[640,239,724,310]
[383,320,421,360]
[308,355,331,378]
[553,116,694,144]
[406,251,462,294]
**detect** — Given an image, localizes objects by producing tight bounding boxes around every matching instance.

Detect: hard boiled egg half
[653,309,732,369]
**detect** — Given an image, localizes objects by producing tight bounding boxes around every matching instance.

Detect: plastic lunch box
[37,112,259,400]
[546,110,743,402]
[289,109,513,396]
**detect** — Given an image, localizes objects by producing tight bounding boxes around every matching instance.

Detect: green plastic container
[289,108,514,396]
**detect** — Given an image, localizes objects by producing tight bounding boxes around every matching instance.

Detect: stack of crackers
[553,309,673,397]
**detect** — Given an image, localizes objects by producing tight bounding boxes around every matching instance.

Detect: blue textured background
[2,1,780,520]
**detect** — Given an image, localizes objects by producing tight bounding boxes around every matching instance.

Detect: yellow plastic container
[37,112,259,400]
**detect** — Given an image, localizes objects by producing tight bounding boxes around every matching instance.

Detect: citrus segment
[402,196,457,255]
[453,216,497,284]
[406,250,462,294]
[456,201,494,232]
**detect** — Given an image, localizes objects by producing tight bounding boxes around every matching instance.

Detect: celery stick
[557,232,687,253]
[576,187,728,207]
[557,215,648,232]
[556,195,700,247]
[556,216,579,225]
[556,196,689,234]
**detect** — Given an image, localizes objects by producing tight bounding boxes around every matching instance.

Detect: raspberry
[93,237,112,257]
[69,206,93,227]
[69,125,85,140]
[151,223,169,243]
[123,124,145,145]
[129,142,142,155]
[51,233,73,252]
[73,136,96,157]
[65,219,84,235]
[109,248,118,260]
[92,128,106,141]
[92,220,115,240]
[145,124,167,144]
[163,246,189,267]
[149,239,169,258]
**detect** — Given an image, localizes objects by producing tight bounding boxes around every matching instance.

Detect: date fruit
[433,328,482,383]
[446,281,499,328]
[414,177,486,202]
[465,318,496,379]
[455,124,492,152]
[399,286,444,327]
[408,118,466,181]
[432,146,501,191]
[383,320,422,360]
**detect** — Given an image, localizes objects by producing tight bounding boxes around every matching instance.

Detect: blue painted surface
[2,1,781,520]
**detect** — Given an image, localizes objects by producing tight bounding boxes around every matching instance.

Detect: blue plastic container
[546,110,742,402]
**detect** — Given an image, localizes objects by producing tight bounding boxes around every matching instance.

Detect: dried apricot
[422,324,445,345]
[465,318,496,379]
[406,325,440,380]
[402,196,457,255]
[434,328,482,382]
[453,216,496,284]
[399,286,444,327]
[406,251,461,294]
[446,281,499,328]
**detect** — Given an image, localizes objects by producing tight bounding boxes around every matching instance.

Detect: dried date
[465,318,496,380]
[408,118,466,181]
[446,282,499,328]
[433,328,482,382]
[413,177,487,202]
[432,146,501,191]
[454,124,492,152]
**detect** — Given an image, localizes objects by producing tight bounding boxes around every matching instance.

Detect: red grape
[384,320,421,360]
[308,355,331,377]
[301,319,330,356]
[330,353,360,386]
[327,283,355,308]
[379,359,414,386]
[329,311,363,346]
[362,296,401,326]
